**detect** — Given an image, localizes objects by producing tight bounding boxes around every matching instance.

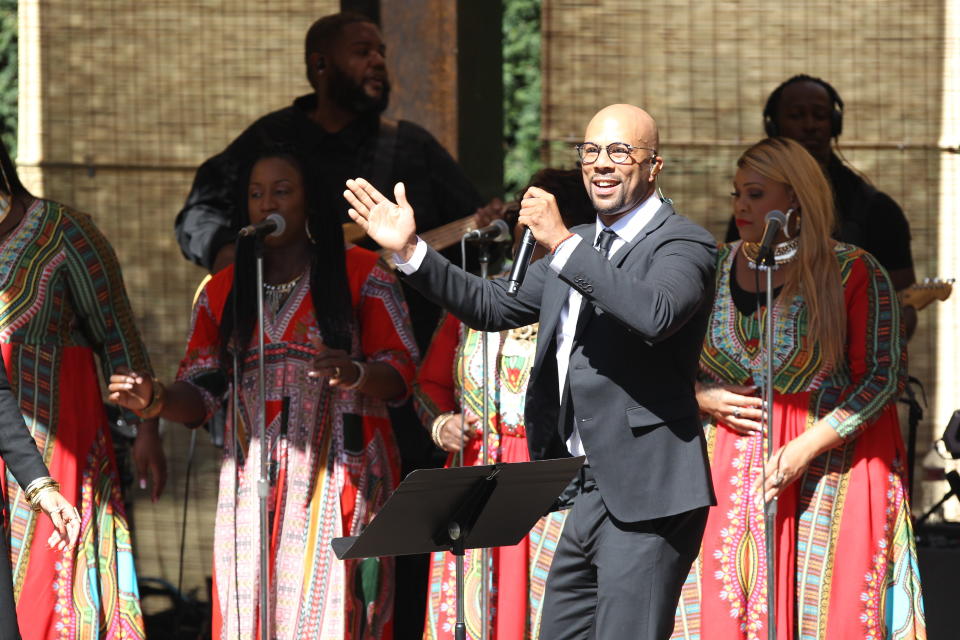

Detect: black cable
[173,427,198,638]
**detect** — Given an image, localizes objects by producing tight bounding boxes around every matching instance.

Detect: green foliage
[0,0,15,157]
[502,0,541,199]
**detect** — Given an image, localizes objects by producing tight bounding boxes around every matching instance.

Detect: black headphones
[763,74,844,138]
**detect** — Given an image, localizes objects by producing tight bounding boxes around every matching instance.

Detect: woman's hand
[696,382,764,435]
[108,369,153,411]
[308,346,360,387]
[436,413,479,453]
[755,437,814,503]
[37,490,80,552]
[133,420,167,502]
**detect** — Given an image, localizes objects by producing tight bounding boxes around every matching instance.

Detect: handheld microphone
[238,213,286,238]
[757,209,787,266]
[506,226,537,297]
[463,218,511,243]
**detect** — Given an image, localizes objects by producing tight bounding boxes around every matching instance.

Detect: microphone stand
[254,237,271,640]
[758,250,777,640]
[452,234,495,640]
[478,242,492,640]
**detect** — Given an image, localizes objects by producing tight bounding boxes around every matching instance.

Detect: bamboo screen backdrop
[17,0,341,607]
[542,1,960,517]
[12,0,960,605]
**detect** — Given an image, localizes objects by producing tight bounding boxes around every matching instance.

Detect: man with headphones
[726,74,917,336]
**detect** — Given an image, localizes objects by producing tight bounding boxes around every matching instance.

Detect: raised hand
[519,186,570,251]
[344,178,418,258]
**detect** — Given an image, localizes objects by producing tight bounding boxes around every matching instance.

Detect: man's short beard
[590,197,628,218]
[327,64,390,116]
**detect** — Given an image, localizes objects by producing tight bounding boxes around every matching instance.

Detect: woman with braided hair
[110,148,418,640]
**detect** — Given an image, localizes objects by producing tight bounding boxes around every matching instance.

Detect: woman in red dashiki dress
[414,168,596,640]
[0,142,164,640]
[416,314,564,640]
[110,149,417,640]
[671,138,925,640]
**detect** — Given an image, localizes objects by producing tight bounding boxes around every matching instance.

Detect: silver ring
[772,472,785,487]
[732,407,742,419]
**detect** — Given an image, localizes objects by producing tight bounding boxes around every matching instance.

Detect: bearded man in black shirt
[175,11,491,348]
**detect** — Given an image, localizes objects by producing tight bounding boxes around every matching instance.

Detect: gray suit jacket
[404,201,717,522]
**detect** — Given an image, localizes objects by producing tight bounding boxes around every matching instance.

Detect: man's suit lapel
[574,202,675,339]
[611,201,675,267]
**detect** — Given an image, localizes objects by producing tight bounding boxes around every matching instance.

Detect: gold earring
[305,221,317,244]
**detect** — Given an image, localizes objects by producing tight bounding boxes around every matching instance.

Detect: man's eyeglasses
[575,142,657,166]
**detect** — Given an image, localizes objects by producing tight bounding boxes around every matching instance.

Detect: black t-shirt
[725,155,913,273]
[175,94,484,352]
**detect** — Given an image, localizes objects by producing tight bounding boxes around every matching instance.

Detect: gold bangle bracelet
[431,412,456,449]
[343,361,368,391]
[24,476,60,512]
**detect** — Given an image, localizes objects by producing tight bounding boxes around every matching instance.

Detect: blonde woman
[672,138,925,639]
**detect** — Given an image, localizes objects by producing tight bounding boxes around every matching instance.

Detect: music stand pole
[254,241,271,640]
[759,258,777,640]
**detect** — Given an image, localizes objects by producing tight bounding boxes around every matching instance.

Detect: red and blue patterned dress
[0,199,150,639]
[177,246,417,640]
[415,314,565,640]
[672,243,925,640]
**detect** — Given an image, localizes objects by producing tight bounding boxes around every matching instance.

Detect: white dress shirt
[548,195,662,456]
[395,194,663,458]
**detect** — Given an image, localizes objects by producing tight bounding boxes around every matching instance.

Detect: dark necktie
[596,227,617,258]
[560,228,619,443]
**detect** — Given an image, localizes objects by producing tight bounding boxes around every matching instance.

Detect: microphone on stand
[463,219,511,243]
[238,213,286,238]
[506,226,537,297]
[757,209,787,266]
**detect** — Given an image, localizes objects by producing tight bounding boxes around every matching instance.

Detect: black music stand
[333,457,585,640]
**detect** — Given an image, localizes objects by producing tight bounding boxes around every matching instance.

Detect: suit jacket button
[584,285,594,293]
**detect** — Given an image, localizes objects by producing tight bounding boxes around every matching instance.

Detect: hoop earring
[305,221,317,244]
[783,207,798,239]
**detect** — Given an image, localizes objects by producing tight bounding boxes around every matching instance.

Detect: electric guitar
[899,278,954,311]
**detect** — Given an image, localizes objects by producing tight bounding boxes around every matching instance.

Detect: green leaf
[502,0,542,198]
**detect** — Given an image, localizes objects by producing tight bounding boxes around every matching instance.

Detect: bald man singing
[345,104,717,639]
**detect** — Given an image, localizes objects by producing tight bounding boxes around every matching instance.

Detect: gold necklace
[263,273,304,314]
